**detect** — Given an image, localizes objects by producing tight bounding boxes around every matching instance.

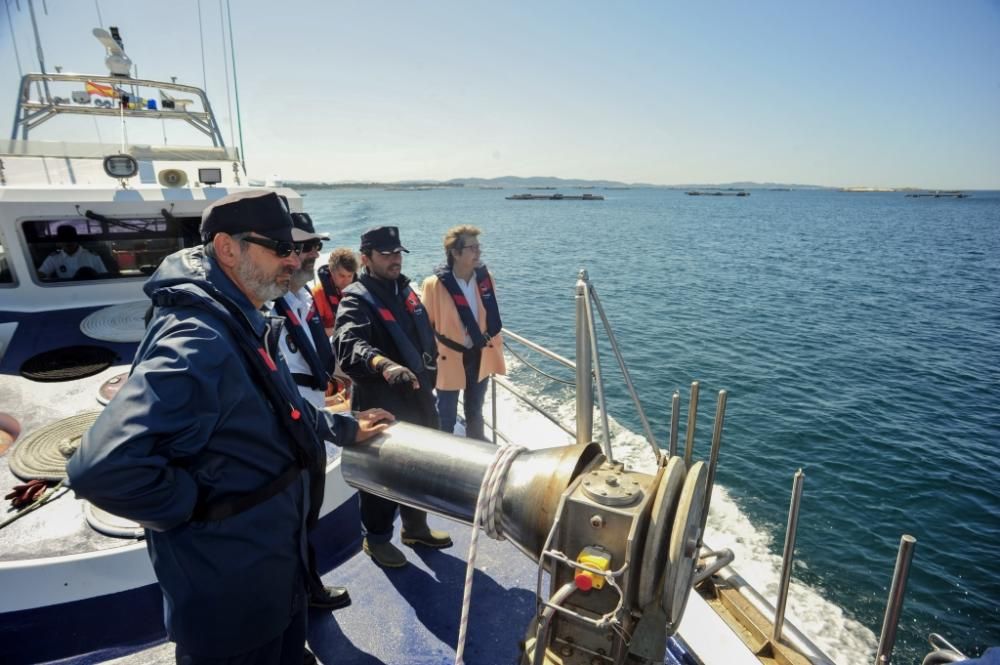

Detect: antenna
[92,27,132,77]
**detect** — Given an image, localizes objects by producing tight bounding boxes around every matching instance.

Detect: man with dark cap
[37,225,108,279]
[334,225,453,568]
[271,212,352,612]
[68,190,393,665]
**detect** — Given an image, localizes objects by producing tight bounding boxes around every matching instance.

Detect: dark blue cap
[200,190,294,243]
[360,226,409,253]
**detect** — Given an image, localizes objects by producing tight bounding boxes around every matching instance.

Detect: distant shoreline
[283,180,991,193]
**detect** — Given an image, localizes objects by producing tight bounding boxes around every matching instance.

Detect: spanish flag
[85,81,117,98]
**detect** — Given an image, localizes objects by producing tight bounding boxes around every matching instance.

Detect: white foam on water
[702,486,877,665]
[484,369,878,665]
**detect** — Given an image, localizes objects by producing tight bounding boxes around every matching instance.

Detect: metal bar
[17,72,213,96]
[874,535,917,665]
[502,341,575,385]
[684,381,700,466]
[492,376,576,439]
[773,469,805,643]
[27,0,52,103]
[699,390,727,536]
[531,582,577,665]
[583,282,613,462]
[491,377,498,445]
[503,328,576,369]
[588,285,661,462]
[574,270,594,445]
[668,390,680,458]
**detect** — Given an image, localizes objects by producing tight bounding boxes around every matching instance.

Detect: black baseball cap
[292,212,330,241]
[360,226,409,253]
[200,190,296,243]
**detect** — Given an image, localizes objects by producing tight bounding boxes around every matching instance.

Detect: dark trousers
[436,347,489,441]
[359,490,431,543]
[175,593,307,665]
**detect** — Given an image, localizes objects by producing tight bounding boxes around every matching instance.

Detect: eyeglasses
[460,243,481,253]
[301,239,323,253]
[242,235,302,258]
[376,249,403,256]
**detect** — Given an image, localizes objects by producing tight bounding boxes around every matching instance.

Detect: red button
[574,572,593,591]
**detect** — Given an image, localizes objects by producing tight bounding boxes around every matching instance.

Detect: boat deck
[91,511,714,665]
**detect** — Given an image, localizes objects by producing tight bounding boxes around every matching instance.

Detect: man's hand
[354,408,395,443]
[373,356,420,390]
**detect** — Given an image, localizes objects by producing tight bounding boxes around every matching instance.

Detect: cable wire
[225,0,247,173]
[5,0,24,78]
[218,0,235,148]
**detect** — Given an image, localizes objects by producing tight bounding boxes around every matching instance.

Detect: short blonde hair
[443,225,481,267]
[327,247,358,273]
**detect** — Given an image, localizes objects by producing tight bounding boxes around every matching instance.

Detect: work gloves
[373,355,418,387]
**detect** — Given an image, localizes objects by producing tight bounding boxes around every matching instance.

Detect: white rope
[454,443,525,665]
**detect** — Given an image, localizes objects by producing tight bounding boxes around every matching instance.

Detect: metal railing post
[773,469,805,643]
[574,270,593,445]
[684,381,700,466]
[668,390,680,458]
[491,377,497,446]
[874,535,917,665]
[699,390,727,537]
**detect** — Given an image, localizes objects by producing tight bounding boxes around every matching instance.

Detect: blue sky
[2,1,998,188]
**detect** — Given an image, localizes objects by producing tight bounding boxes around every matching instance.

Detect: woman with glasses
[421,225,506,441]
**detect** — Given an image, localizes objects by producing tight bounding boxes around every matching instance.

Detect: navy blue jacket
[333,272,439,428]
[67,247,358,657]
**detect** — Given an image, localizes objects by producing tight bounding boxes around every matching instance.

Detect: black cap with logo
[360,226,409,253]
[201,190,304,243]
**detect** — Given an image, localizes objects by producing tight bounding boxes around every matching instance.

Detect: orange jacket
[420,272,506,391]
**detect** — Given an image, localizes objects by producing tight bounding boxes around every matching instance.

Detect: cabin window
[0,233,13,285]
[22,215,201,284]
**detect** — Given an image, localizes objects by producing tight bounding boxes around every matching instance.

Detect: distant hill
[282,177,832,190]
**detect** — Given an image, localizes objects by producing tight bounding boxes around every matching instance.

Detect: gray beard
[236,258,288,303]
[290,263,315,291]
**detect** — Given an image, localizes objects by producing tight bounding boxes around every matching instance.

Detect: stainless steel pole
[874,535,917,665]
[669,390,680,458]
[772,468,805,643]
[583,284,614,462]
[574,270,593,445]
[684,381,700,466]
[589,285,661,462]
[699,389,727,536]
[491,377,498,445]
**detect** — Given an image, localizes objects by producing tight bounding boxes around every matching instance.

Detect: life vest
[273,294,334,390]
[434,265,503,352]
[316,265,342,311]
[355,275,437,376]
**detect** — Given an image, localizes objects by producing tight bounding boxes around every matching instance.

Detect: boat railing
[12,72,225,145]
[481,270,918,665]
[0,138,238,162]
[487,269,662,465]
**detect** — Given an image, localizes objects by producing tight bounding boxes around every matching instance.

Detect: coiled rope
[454,443,525,665]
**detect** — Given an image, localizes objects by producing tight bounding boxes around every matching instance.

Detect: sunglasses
[242,235,303,258]
[301,239,324,253]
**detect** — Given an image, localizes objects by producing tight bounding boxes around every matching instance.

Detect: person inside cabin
[421,225,506,441]
[270,212,353,615]
[37,225,108,280]
[333,225,453,568]
[312,247,358,337]
[67,190,393,665]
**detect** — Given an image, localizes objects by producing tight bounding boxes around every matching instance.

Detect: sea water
[305,186,999,664]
